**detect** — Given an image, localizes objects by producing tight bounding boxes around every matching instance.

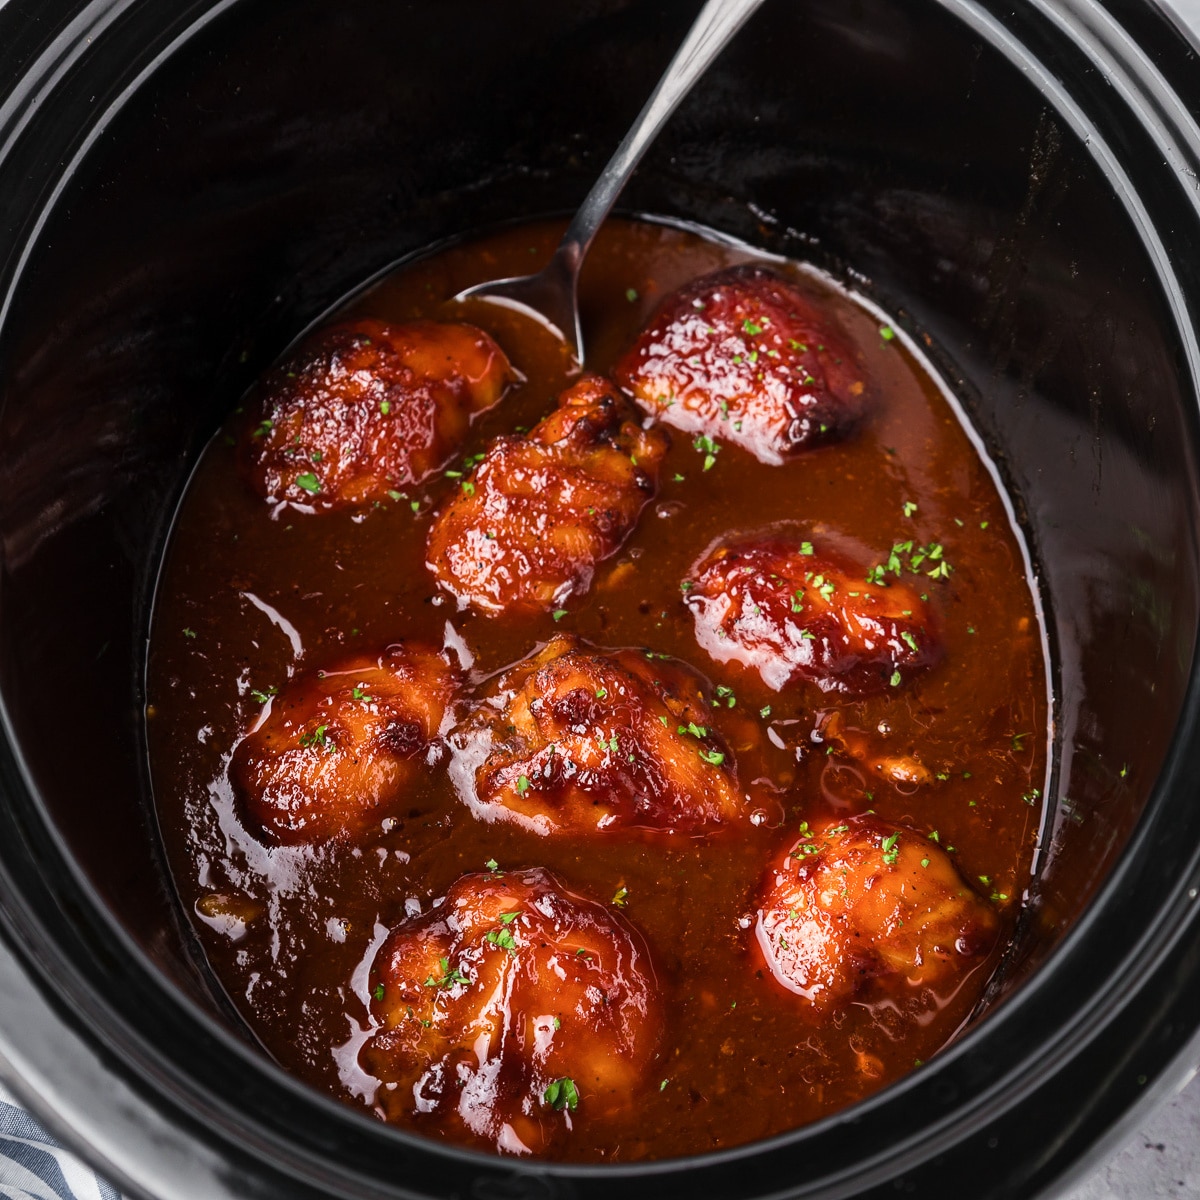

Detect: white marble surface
[1059,1072,1200,1199]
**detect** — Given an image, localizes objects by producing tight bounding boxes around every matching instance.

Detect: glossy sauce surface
[147,218,1049,1161]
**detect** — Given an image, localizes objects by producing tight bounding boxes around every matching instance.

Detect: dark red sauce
[147,217,1049,1161]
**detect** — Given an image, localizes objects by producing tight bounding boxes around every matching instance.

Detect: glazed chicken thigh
[451,636,744,836]
[425,376,669,615]
[241,318,513,510]
[230,645,456,844]
[364,867,661,1154]
[755,815,1000,1014]
[616,265,868,464]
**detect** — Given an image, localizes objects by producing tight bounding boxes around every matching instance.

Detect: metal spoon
[455,0,768,365]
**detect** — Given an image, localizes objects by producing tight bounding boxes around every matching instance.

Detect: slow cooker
[2,0,1200,1196]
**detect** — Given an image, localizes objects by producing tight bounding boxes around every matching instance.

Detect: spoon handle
[554,0,768,276]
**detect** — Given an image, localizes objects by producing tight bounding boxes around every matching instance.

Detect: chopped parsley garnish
[498,912,520,925]
[485,927,518,953]
[249,686,277,704]
[485,858,501,874]
[516,775,531,796]
[625,287,639,302]
[902,501,918,517]
[183,627,197,639]
[552,609,568,621]
[799,541,814,556]
[742,318,765,335]
[881,831,901,865]
[880,325,896,341]
[351,686,373,701]
[889,669,902,687]
[372,983,385,1001]
[693,434,720,471]
[698,748,726,766]
[461,480,476,496]
[543,1078,579,1112]
[1022,788,1042,806]
[760,705,772,718]
[299,723,330,749]
[660,1079,669,1092]
[424,957,468,989]
[679,721,708,739]
[901,631,919,652]
[595,686,608,699]
[294,472,321,494]
[611,886,629,908]
[379,399,391,415]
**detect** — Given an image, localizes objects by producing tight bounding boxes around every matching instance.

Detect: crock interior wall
[0,0,1194,1029]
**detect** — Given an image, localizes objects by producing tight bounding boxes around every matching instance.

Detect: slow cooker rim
[2,0,1200,1196]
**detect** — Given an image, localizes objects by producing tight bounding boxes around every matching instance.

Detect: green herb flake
[611,886,629,908]
[299,723,330,750]
[881,831,901,865]
[379,399,391,415]
[485,927,518,953]
[499,912,520,925]
[693,434,720,471]
[698,748,726,766]
[552,609,568,622]
[516,775,530,796]
[800,540,814,556]
[742,318,764,335]
[760,705,772,718]
[625,287,639,303]
[889,669,902,687]
[544,1078,579,1112]
[295,472,321,494]
[880,325,896,341]
[424,956,468,989]
[372,983,385,1001]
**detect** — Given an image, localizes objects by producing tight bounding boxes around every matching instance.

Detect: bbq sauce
[147,217,1049,1161]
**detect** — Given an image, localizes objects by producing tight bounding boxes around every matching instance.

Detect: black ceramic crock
[2,1,1200,1197]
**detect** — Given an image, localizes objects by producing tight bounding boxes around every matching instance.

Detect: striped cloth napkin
[0,1084,124,1200]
